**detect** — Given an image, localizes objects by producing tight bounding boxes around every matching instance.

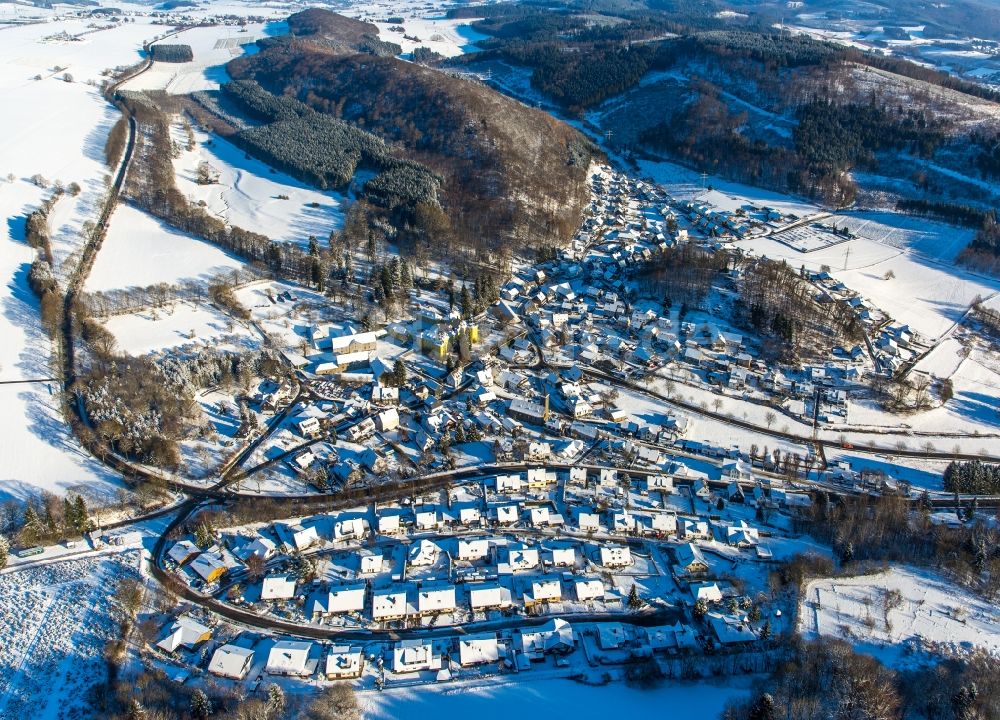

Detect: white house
[468,583,514,611]
[208,644,254,680]
[524,578,562,607]
[457,538,490,561]
[578,511,602,532]
[372,588,412,621]
[266,640,313,676]
[691,581,723,604]
[458,633,500,667]
[260,574,296,601]
[507,545,540,571]
[359,551,383,574]
[417,584,457,615]
[325,646,364,679]
[495,504,519,525]
[393,638,441,673]
[600,545,633,568]
[495,473,523,493]
[334,517,366,541]
[682,519,711,540]
[408,539,440,567]
[375,408,400,432]
[297,417,322,438]
[575,579,605,602]
[517,618,574,659]
[647,475,674,493]
[309,584,366,618]
[548,546,576,567]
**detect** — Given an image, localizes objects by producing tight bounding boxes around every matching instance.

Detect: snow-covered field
[0,551,141,720]
[101,300,260,356]
[737,214,995,341]
[362,675,755,720]
[799,567,1000,667]
[86,203,246,292]
[0,14,172,503]
[122,23,266,94]
[173,126,345,248]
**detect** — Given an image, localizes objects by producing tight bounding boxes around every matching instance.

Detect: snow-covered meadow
[799,567,1000,667]
[172,126,346,248]
[86,203,247,292]
[0,551,141,720]
[361,674,756,720]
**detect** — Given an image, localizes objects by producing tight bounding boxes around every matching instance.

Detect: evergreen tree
[267,684,285,715]
[308,235,319,256]
[628,584,642,609]
[22,506,42,544]
[400,260,412,290]
[311,256,324,289]
[840,541,854,564]
[460,285,472,319]
[63,497,76,533]
[190,689,213,719]
[393,359,407,387]
[194,520,214,549]
[973,538,987,575]
[760,619,772,640]
[748,693,777,720]
[0,533,8,570]
[693,598,708,619]
[455,424,466,444]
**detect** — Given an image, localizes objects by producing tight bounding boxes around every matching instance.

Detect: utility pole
[843,245,851,271]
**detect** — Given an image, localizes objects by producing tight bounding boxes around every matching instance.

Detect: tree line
[944,460,1000,495]
[150,44,194,63]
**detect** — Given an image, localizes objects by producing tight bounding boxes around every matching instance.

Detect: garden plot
[87,204,246,292]
[173,126,345,248]
[799,566,1000,667]
[101,301,259,356]
[0,551,141,720]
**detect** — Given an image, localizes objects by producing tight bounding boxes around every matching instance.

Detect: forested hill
[228,17,596,264]
[278,7,401,57]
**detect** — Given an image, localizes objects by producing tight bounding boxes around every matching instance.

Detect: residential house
[468,583,514,611]
[458,633,500,667]
[575,579,605,602]
[189,552,227,584]
[517,619,574,660]
[157,615,211,653]
[325,646,364,679]
[600,545,633,568]
[260,574,296,602]
[266,640,313,676]
[208,644,254,680]
[309,584,366,619]
[372,588,413,622]
[524,578,562,607]
[393,639,442,673]
[674,543,709,576]
[417,584,457,615]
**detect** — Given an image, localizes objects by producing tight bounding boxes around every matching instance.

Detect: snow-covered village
[2,0,1000,719]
